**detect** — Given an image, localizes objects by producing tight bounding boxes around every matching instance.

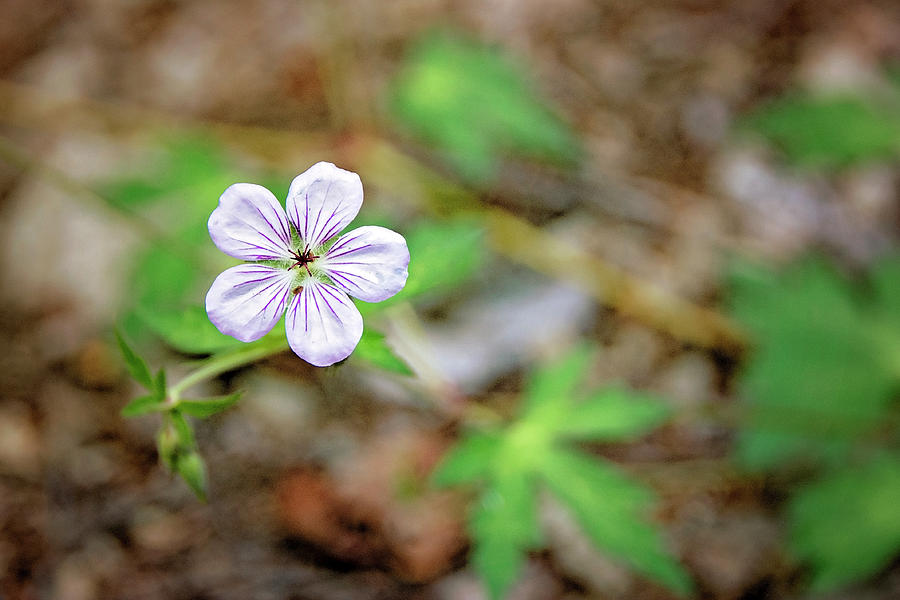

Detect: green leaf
[153,369,167,399]
[539,448,692,596]
[871,253,900,337]
[100,135,231,209]
[391,218,486,306]
[114,329,154,389]
[432,431,504,487]
[470,471,541,600]
[175,451,208,501]
[130,243,199,312]
[177,392,243,418]
[742,93,900,168]
[352,328,413,375]
[729,257,900,470]
[555,387,672,441]
[121,394,168,417]
[788,456,900,592]
[156,425,179,471]
[139,305,242,355]
[390,32,581,182]
[169,410,196,449]
[522,344,594,415]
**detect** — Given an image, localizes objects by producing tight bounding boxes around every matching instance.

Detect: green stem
[168,337,289,401]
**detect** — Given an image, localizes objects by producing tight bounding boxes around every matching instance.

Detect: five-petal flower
[205,162,409,366]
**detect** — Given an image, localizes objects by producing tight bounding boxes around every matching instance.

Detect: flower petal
[285,279,363,366]
[206,264,295,342]
[208,183,293,261]
[285,162,363,249]
[319,226,410,302]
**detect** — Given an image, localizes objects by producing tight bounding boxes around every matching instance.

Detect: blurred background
[1,0,899,599]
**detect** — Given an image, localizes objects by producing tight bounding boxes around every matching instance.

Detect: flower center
[289,246,319,276]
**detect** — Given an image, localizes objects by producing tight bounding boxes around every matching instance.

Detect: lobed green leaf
[742,93,900,168]
[729,257,900,470]
[352,328,413,375]
[121,394,168,417]
[788,456,900,592]
[390,32,581,182]
[538,448,692,596]
[432,431,504,487]
[521,344,594,416]
[470,471,541,600]
[115,329,154,390]
[177,392,243,419]
[555,387,671,442]
[139,305,242,355]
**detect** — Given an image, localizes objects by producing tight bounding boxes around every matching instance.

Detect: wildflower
[205,162,409,366]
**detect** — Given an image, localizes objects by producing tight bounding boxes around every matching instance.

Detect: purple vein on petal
[325,232,365,257]
[316,284,343,321]
[328,270,376,286]
[326,243,374,260]
[304,288,309,333]
[252,204,290,247]
[236,215,289,252]
[311,287,328,342]
[317,209,345,245]
[309,180,334,245]
[220,276,289,321]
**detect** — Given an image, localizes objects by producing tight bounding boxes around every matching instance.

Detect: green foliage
[177,392,243,419]
[352,328,412,375]
[729,255,900,592]
[115,329,155,390]
[157,410,207,501]
[138,305,241,355]
[381,217,486,308]
[432,431,503,487]
[729,257,900,470]
[433,346,690,599]
[121,394,168,418]
[390,32,580,181]
[742,93,900,168]
[174,450,208,501]
[116,326,234,499]
[469,471,541,600]
[788,456,900,591]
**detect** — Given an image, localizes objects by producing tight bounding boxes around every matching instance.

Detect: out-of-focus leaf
[153,369,167,399]
[555,388,672,441]
[539,448,692,596]
[470,471,541,600]
[115,330,154,389]
[156,425,179,471]
[432,431,504,487]
[871,253,900,334]
[157,410,207,499]
[396,218,486,303]
[742,93,900,168]
[177,392,242,418]
[437,345,685,598]
[390,32,580,181]
[729,257,899,470]
[522,344,594,414]
[788,456,900,592]
[100,136,230,209]
[139,305,241,355]
[169,410,196,449]
[131,244,198,311]
[352,328,412,375]
[121,394,168,417]
[175,450,208,501]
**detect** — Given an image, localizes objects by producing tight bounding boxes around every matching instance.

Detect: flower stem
[168,336,289,401]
